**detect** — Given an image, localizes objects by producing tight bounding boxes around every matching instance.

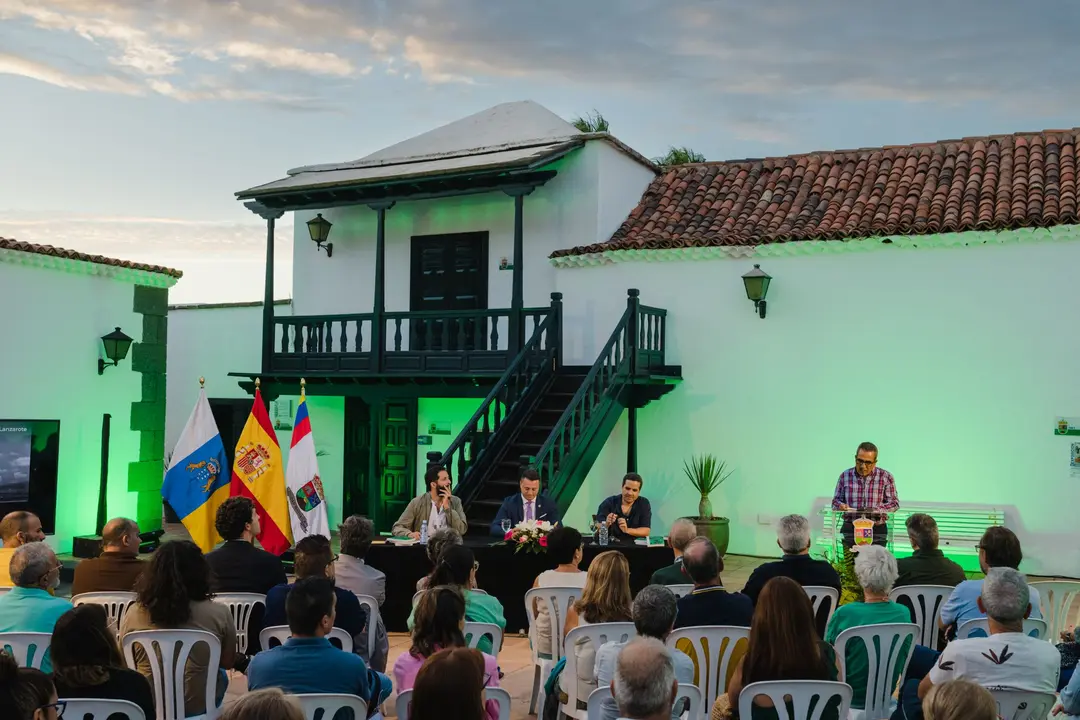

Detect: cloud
[221,41,355,77]
[0,52,142,94]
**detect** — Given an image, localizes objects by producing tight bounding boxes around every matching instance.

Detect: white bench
[817,501,1004,557]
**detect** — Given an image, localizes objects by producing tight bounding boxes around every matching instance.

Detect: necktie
[526,501,533,521]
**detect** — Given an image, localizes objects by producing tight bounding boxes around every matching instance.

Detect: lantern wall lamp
[741,264,772,319]
[306,213,333,257]
[98,327,134,374]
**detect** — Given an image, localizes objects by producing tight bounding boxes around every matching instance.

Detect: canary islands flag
[162,388,229,552]
[285,394,330,542]
[230,387,293,555]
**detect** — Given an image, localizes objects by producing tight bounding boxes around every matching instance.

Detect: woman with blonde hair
[219,688,304,720]
[922,679,996,720]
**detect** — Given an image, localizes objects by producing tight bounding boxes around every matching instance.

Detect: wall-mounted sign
[1055,417,1080,436]
[428,422,451,436]
[417,435,432,445]
[498,257,514,271]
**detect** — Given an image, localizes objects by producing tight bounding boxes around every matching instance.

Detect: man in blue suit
[489,467,561,536]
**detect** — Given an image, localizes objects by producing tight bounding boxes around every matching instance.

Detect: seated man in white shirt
[919,567,1060,703]
[332,514,389,671]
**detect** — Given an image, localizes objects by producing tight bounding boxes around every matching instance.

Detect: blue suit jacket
[490,493,561,536]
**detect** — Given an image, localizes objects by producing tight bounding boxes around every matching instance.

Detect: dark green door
[342,398,372,522]
[375,399,417,531]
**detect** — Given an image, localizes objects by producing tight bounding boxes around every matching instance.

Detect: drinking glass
[500,519,512,535]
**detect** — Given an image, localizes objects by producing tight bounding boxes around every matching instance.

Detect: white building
[171,102,1080,575]
[0,237,180,551]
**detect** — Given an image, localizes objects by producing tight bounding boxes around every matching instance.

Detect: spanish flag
[230,385,293,555]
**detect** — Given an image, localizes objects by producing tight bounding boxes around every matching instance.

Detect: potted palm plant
[681,454,734,555]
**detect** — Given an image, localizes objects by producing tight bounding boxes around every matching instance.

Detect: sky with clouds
[2,0,1080,303]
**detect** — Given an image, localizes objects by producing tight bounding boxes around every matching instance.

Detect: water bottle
[419,520,429,544]
[599,520,609,546]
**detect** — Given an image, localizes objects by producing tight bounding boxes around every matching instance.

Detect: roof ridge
[0,237,182,279]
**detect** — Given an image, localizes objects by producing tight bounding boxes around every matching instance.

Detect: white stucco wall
[558,235,1080,577]
[0,259,165,551]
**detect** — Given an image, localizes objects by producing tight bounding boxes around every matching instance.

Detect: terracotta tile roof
[551,128,1080,257]
[0,237,183,278]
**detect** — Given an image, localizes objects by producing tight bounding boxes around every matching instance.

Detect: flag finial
[300,378,306,397]
[198,376,205,388]
[255,377,261,389]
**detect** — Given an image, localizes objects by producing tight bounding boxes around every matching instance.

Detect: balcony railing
[268,303,556,375]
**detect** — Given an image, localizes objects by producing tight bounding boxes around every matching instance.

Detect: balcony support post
[245,201,285,375]
[504,187,534,353]
[368,201,395,373]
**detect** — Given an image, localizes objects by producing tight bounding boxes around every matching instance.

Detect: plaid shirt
[831,466,899,512]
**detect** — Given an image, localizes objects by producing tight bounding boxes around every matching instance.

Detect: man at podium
[831,441,899,548]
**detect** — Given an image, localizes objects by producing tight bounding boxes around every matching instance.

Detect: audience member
[205,497,287,594]
[824,545,910,712]
[50,604,155,719]
[71,517,145,595]
[939,526,1042,632]
[409,544,506,655]
[1054,649,1080,716]
[416,527,466,591]
[411,647,491,720]
[612,638,679,720]
[0,650,59,720]
[720,577,841,720]
[595,585,694,720]
[674,537,752,629]
[263,534,369,658]
[394,585,501,720]
[921,679,996,720]
[218,688,304,720]
[650,519,698,585]
[894,514,965,588]
[741,515,841,610]
[0,511,45,587]
[531,525,587,658]
[120,540,236,716]
[0,543,71,672]
[561,550,634,708]
[333,514,390,671]
[247,577,390,708]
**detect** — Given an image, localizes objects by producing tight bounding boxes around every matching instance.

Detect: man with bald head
[0,542,72,671]
[611,637,679,720]
[0,510,45,586]
[672,537,752,629]
[71,517,145,595]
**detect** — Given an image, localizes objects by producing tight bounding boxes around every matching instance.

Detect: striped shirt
[831,467,899,512]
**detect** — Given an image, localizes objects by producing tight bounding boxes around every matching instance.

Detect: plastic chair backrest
[353,593,380,661]
[1029,581,1080,642]
[61,698,146,720]
[292,693,367,720]
[562,622,637,714]
[258,625,354,653]
[121,629,222,720]
[586,683,703,720]
[738,680,854,720]
[0,632,52,669]
[667,584,695,599]
[955,617,1047,640]
[464,621,503,653]
[524,586,581,662]
[888,585,954,648]
[666,625,750,712]
[210,593,265,655]
[989,689,1057,719]
[834,623,918,719]
[396,687,510,720]
[802,586,840,629]
[72,591,138,637]
[0,587,10,595]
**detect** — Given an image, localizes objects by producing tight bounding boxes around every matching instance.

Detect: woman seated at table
[394,586,502,720]
[416,528,468,591]
[409,544,506,655]
[531,526,586,658]
[559,550,633,709]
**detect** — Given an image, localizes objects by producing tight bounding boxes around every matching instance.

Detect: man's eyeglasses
[854,458,876,466]
[39,701,66,717]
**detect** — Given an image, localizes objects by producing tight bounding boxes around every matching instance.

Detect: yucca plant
[682,455,733,519]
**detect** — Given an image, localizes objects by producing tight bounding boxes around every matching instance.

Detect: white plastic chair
[396,687,510,720]
[834,623,918,720]
[668,584,695,599]
[561,622,637,720]
[666,625,750,713]
[0,587,10,595]
[586,683,703,720]
[738,680,853,720]
[0,632,52,669]
[956,617,1047,640]
[292,693,367,720]
[61,698,146,719]
[524,586,581,717]
[803,586,840,629]
[258,625,353,653]
[989,689,1057,719]
[353,593,381,662]
[210,592,265,655]
[72,591,137,637]
[1030,581,1080,642]
[464,621,503,653]
[121,629,222,720]
[888,585,954,648]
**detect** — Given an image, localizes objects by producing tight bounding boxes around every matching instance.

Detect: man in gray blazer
[391,466,468,538]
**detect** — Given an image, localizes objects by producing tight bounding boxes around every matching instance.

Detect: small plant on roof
[571,110,610,133]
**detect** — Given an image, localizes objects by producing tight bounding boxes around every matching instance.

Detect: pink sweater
[392,648,500,720]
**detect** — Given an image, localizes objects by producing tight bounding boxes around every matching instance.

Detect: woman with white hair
[824,545,911,712]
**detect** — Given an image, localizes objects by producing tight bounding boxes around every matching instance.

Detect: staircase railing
[439,292,563,505]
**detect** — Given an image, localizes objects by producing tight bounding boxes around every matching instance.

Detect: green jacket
[391,493,468,537]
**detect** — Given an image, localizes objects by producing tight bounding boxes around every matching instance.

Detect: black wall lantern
[741,264,772,319]
[98,327,134,374]
[306,213,333,257]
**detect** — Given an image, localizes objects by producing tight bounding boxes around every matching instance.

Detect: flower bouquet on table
[504,519,554,554]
